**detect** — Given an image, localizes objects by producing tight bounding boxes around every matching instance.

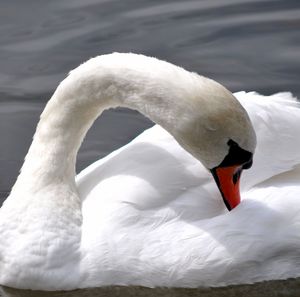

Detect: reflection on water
[1,278,300,297]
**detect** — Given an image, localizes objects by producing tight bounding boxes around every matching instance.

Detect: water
[0,0,299,295]
[1,278,300,297]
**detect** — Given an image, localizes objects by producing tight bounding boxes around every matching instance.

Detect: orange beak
[211,165,242,211]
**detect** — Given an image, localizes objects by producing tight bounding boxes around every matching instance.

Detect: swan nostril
[232,168,242,184]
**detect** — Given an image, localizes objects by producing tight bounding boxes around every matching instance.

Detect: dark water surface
[0,0,300,295]
[1,278,300,297]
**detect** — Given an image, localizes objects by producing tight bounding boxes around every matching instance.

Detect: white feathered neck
[14,53,253,196]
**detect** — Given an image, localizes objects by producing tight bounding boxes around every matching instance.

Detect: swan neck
[14,55,198,193]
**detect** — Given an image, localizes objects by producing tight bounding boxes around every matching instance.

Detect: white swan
[0,53,300,291]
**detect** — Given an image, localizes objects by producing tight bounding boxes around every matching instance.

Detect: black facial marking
[218,139,253,169]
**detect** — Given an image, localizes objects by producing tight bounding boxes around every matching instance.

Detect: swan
[0,53,300,291]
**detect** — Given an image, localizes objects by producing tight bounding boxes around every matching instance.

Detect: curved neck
[14,54,201,193]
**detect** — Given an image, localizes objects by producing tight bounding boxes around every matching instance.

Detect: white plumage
[0,53,299,291]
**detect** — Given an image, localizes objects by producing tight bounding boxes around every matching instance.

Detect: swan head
[174,79,256,211]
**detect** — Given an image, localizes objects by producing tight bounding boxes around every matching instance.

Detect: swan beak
[211,165,242,211]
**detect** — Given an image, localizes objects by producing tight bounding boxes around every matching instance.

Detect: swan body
[0,53,300,290]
